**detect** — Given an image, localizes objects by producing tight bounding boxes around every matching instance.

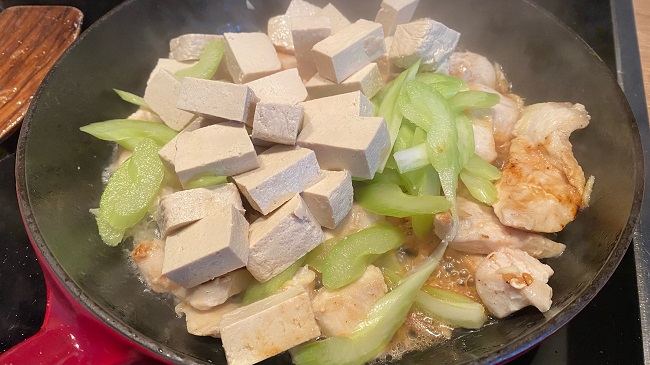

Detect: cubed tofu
[175,297,241,337]
[158,116,220,170]
[144,70,196,131]
[301,170,353,229]
[247,195,323,282]
[268,15,294,53]
[169,34,223,61]
[176,78,258,123]
[297,115,390,179]
[232,145,321,215]
[245,68,307,104]
[305,63,384,99]
[377,36,401,82]
[390,18,460,71]
[224,32,281,83]
[312,19,385,83]
[146,58,196,85]
[158,183,245,236]
[220,286,320,365]
[184,269,254,310]
[162,206,249,288]
[251,102,304,145]
[174,122,258,186]
[301,90,374,124]
[291,16,332,80]
[320,3,351,34]
[286,0,322,17]
[277,51,298,70]
[311,265,388,337]
[323,203,384,240]
[374,0,420,36]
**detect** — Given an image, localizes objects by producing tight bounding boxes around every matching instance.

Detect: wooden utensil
[0,6,83,142]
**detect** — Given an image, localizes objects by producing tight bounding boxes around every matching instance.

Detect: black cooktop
[0,0,645,364]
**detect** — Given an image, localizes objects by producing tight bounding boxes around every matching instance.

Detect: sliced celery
[397,81,435,131]
[412,127,427,146]
[370,168,404,187]
[460,170,498,205]
[242,257,305,305]
[455,114,475,169]
[322,224,404,289]
[393,143,428,173]
[415,286,487,329]
[393,121,416,152]
[175,39,225,80]
[411,215,434,238]
[184,174,228,190]
[463,153,502,181]
[414,72,467,99]
[113,89,148,108]
[80,119,178,150]
[305,238,338,273]
[96,139,164,245]
[448,90,500,113]
[374,250,405,289]
[355,183,450,218]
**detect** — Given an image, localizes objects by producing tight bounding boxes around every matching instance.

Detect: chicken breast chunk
[475,248,554,318]
[493,102,590,233]
[449,51,497,89]
[435,197,565,258]
[131,240,182,295]
[175,296,242,337]
[468,82,521,152]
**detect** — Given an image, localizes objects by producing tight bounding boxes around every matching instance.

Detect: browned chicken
[450,51,498,89]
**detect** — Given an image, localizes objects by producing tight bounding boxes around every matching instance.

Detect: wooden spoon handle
[0,6,83,142]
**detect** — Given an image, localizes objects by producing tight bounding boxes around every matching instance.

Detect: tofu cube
[390,18,461,71]
[174,122,258,185]
[285,0,322,17]
[162,206,249,288]
[245,68,307,104]
[158,116,220,169]
[232,145,321,214]
[220,286,320,365]
[376,36,401,82]
[320,3,351,34]
[312,19,385,83]
[169,34,223,61]
[224,32,281,83]
[301,90,375,124]
[297,115,391,179]
[305,63,384,99]
[268,15,294,54]
[301,170,353,229]
[291,16,331,80]
[158,183,245,236]
[251,102,304,145]
[176,78,258,123]
[247,195,323,282]
[277,51,298,70]
[146,58,196,85]
[144,70,195,131]
[374,0,420,36]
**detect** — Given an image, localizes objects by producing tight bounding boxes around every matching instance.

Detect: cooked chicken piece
[322,203,384,240]
[282,265,317,295]
[494,62,511,94]
[468,82,521,152]
[475,248,554,318]
[449,52,497,89]
[183,269,254,310]
[127,107,163,123]
[435,197,565,258]
[494,102,590,232]
[471,117,497,163]
[131,240,183,295]
[175,296,241,337]
[311,265,388,337]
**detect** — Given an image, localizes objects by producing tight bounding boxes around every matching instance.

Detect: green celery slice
[322,224,404,289]
[412,127,427,146]
[415,286,487,329]
[463,153,502,181]
[305,238,338,273]
[80,119,178,150]
[414,72,467,99]
[184,174,228,190]
[448,90,500,113]
[355,183,450,218]
[370,168,404,187]
[460,170,498,205]
[455,114,475,169]
[393,121,416,153]
[411,215,434,238]
[242,257,305,305]
[374,250,405,289]
[113,89,149,108]
[175,39,225,80]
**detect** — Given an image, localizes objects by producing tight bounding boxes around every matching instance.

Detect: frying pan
[6,0,644,364]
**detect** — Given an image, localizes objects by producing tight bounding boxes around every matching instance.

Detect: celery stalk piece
[175,39,225,80]
[374,250,405,289]
[397,82,435,132]
[463,153,502,181]
[415,286,487,329]
[242,257,305,305]
[80,119,178,150]
[184,174,228,190]
[412,127,427,146]
[292,242,448,365]
[414,72,467,99]
[411,215,434,238]
[95,139,164,245]
[305,238,338,273]
[322,224,404,289]
[448,90,500,113]
[460,170,498,205]
[393,121,416,153]
[393,143,428,173]
[355,183,450,218]
[455,113,475,169]
[370,168,404,187]
[113,89,149,108]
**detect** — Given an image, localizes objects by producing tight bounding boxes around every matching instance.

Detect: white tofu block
[159,183,245,236]
[374,0,420,36]
[312,19,386,83]
[247,195,323,282]
[174,122,258,185]
[291,16,331,80]
[268,15,294,54]
[184,269,253,310]
[224,32,281,83]
[245,68,307,104]
[233,145,321,215]
[220,286,320,365]
[146,58,195,85]
[377,36,401,82]
[301,170,353,229]
[277,51,298,70]
[320,3,351,34]
[285,0,321,17]
[158,116,220,169]
[162,206,249,288]
[144,70,196,131]
[169,34,223,61]
[305,63,384,99]
[297,115,391,179]
[390,18,461,71]
[301,90,375,124]
[176,78,258,123]
[252,102,304,145]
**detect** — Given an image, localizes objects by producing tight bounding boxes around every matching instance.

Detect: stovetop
[0,0,646,364]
